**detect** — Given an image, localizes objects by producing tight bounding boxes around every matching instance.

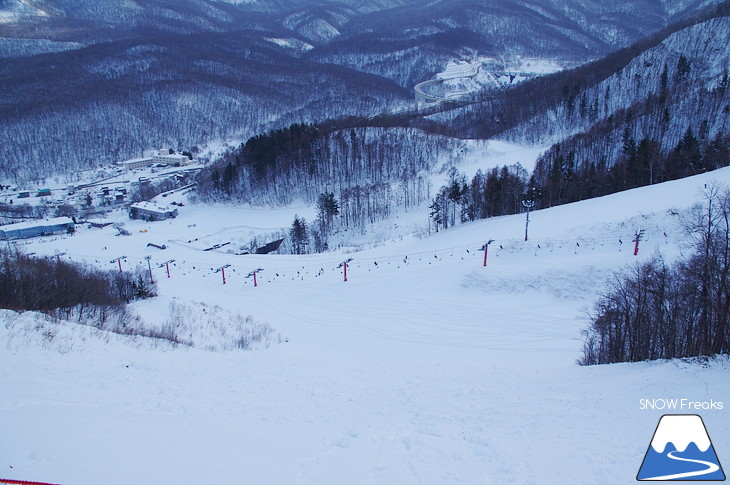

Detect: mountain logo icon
[637,414,725,481]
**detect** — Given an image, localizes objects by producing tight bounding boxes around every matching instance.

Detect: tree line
[428,165,533,232]
[0,248,156,325]
[194,124,463,229]
[533,127,730,209]
[580,186,730,364]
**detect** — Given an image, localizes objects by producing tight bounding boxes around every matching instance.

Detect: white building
[152,150,191,167]
[152,149,192,167]
[121,157,153,171]
[119,150,193,172]
[0,217,75,240]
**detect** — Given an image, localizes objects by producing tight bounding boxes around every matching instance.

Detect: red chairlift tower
[337,258,353,282]
[110,255,126,272]
[633,229,645,256]
[247,268,264,287]
[215,264,231,284]
[480,239,495,267]
[159,259,175,278]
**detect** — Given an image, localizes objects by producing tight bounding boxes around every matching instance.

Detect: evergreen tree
[429,196,443,233]
[222,162,236,194]
[521,177,542,206]
[211,169,220,190]
[289,216,309,255]
[676,55,691,83]
[446,167,467,225]
[316,192,340,235]
[660,63,669,100]
[676,127,701,175]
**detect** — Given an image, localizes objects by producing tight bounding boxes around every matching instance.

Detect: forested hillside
[195,125,467,227]
[0,31,409,183]
[433,4,730,224]
[307,0,711,88]
[196,2,730,239]
[527,13,730,207]
[0,0,720,183]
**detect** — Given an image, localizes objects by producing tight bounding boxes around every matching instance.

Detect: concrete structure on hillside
[0,217,75,240]
[121,157,154,171]
[153,151,191,166]
[120,149,193,172]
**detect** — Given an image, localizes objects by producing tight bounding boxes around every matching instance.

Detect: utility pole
[480,239,495,267]
[247,268,264,287]
[522,199,535,241]
[215,264,231,284]
[159,259,175,278]
[338,258,353,282]
[633,229,645,256]
[110,256,126,272]
[144,256,154,284]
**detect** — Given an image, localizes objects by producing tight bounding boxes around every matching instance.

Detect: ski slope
[2,168,730,484]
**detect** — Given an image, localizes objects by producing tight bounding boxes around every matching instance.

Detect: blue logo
[637,415,725,481]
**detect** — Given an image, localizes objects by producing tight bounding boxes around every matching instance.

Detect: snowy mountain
[0,0,723,182]
[508,12,730,148]
[1,153,729,484]
[2,2,729,482]
[189,3,729,232]
[0,29,411,182]
[306,0,721,88]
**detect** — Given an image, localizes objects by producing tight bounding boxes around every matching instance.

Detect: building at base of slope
[0,217,75,240]
[129,202,178,221]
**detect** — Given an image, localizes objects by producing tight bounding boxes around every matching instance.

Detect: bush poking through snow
[0,249,281,351]
[158,301,282,351]
[1,301,283,353]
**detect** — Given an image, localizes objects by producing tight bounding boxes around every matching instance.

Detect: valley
[1,1,729,483]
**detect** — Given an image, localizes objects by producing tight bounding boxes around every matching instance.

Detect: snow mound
[0,300,283,354]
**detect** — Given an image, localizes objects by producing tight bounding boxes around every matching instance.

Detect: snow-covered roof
[130,201,175,213]
[121,157,153,165]
[155,153,187,160]
[0,217,74,231]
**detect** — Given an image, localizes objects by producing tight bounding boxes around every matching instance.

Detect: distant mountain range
[193,2,730,223]
[0,0,723,182]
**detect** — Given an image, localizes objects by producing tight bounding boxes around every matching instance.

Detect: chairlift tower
[215,264,231,284]
[110,256,126,273]
[159,259,175,278]
[144,256,154,284]
[633,229,645,256]
[480,239,495,267]
[337,258,353,282]
[247,268,264,287]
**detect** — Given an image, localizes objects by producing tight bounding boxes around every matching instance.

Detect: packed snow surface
[2,167,730,484]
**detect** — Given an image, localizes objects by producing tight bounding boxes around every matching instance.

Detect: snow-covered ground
[2,167,729,484]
